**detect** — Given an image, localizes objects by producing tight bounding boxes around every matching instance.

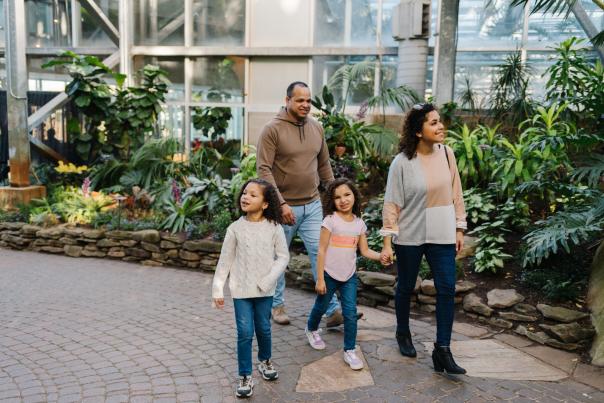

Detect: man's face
[285,86,311,121]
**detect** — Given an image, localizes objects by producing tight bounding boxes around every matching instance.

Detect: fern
[572,153,604,187]
[522,196,604,266]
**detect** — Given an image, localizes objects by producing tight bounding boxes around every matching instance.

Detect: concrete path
[1,248,603,402]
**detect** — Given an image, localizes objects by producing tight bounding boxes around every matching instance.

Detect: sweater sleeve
[446,146,467,230]
[382,156,403,232]
[212,226,237,299]
[256,125,286,204]
[317,127,335,186]
[257,225,290,293]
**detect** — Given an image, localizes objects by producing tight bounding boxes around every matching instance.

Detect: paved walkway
[1,249,603,403]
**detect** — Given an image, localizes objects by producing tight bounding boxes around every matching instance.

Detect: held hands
[281,203,296,226]
[315,280,327,295]
[213,298,224,309]
[380,246,394,266]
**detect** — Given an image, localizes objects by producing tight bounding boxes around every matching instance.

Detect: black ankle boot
[432,343,466,374]
[395,330,417,357]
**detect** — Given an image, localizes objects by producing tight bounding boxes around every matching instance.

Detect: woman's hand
[315,280,327,295]
[380,246,393,265]
[213,298,224,309]
[456,230,464,254]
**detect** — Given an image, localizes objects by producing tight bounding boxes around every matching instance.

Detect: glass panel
[27,56,71,92]
[425,54,433,99]
[0,0,4,47]
[26,0,72,47]
[525,52,553,100]
[192,0,245,46]
[158,105,185,150]
[313,56,377,106]
[457,0,523,49]
[80,0,119,47]
[134,0,185,46]
[0,55,5,90]
[582,0,604,31]
[142,57,185,102]
[191,106,244,142]
[381,55,398,90]
[454,52,508,107]
[527,7,588,47]
[315,0,378,47]
[191,57,245,103]
[381,0,400,47]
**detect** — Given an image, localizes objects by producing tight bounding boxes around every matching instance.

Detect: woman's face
[418,111,445,144]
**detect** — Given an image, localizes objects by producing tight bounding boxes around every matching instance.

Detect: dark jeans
[233,296,273,376]
[394,244,456,346]
[307,272,357,351]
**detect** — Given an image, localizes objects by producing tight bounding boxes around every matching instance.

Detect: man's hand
[380,246,394,266]
[281,203,296,225]
[213,298,224,309]
[315,280,327,295]
[456,230,465,254]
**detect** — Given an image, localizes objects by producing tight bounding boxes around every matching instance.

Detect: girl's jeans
[233,296,273,376]
[394,244,456,346]
[307,272,358,351]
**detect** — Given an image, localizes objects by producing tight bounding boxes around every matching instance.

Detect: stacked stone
[415,278,476,313]
[0,223,221,271]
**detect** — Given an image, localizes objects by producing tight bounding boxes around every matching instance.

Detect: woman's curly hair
[237,179,283,224]
[399,103,437,159]
[322,178,362,217]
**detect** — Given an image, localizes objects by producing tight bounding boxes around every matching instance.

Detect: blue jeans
[394,244,457,346]
[233,296,273,376]
[307,273,358,351]
[273,199,340,317]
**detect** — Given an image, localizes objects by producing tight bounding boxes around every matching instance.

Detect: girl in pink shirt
[304,178,382,370]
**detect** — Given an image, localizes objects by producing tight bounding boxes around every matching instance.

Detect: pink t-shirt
[322,213,367,281]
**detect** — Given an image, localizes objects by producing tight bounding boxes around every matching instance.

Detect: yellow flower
[54,161,89,174]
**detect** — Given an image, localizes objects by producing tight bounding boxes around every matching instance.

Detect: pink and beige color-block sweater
[382,144,467,245]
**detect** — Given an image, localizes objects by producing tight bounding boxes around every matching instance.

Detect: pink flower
[171,179,182,204]
[82,177,91,197]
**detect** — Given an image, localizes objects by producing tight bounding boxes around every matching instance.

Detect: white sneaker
[235,375,254,398]
[257,360,279,381]
[305,327,326,350]
[343,349,364,370]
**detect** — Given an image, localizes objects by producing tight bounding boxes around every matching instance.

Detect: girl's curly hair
[399,103,437,159]
[237,179,283,224]
[322,178,362,217]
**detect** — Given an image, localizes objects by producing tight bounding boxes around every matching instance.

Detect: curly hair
[237,179,283,225]
[399,103,437,159]
[322,178,362,217]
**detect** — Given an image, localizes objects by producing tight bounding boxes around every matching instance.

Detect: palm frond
[572,153,604,187]
[509,0,576,17]
[367,85,420,112]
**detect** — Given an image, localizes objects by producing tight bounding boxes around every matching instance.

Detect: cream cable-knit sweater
[212,216,289,299]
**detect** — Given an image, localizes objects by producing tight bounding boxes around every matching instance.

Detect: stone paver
[1,248,603,402]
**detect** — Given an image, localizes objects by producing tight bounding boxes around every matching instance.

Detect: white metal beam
[79,0,120,45]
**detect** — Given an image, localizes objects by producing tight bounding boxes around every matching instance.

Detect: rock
[20,224,42,236]
[515,325,528,336]
[526,330,551,345]
[126,248,151,259]
[62,228,84,237]
[59,237,79,245]
[514,303,538,315]
[152,253,167,262]
[487,289,525,308]
[107,248,126,258]
[84,244,98,251]
[141,242,161,253]
[374,286,395,297]
[0,222,25,230]
[539,322,596,343]
[123,256,141,262]
[489,317,514,329]
[456,235,478,259]
[588,241,604,366]
[120,240,138,247]
[454,296,463,304]
[80,229,104,239]
[413,276,421,294]
[1,234,30,246]
[82,249,106,257]
[498,312,538,322]
[36,228,63,239]
[96,239,121,248]
[183,239,222,253]
[64,245,83,257]
[142,260,163,267]
[357,296,377,307]
[418,294,437,304]
[301,271,315,282]
[160,232,186,243]
[463,293,493,317]
[131,230,160,243]
[105,230,132,240]
[419,304,436,313]
[166,249,179,259]
[160,240,179,249]
[537,304,589,323]
[357,272,396,287]
[420,279,436,296]
[40,246,64,254]
[455,280,476,294]
[288,254,311,273]
[32,239,53,247]
[179,250,201,261]
[199,258,217,267]
[199,264,215,272]
[544,339,581,351]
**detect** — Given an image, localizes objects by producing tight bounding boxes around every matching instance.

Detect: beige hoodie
[256,108,334,206]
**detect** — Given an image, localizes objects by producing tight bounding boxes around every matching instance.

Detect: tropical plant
[161,197,205,233]
[230,149,258,203]
[470,220,513,273]
[192,106,233,141]
[183,175,232,217]
[463,188,496,227]
[51,187,115,225]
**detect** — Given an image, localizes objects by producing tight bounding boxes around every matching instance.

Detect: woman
[380,103,467,374]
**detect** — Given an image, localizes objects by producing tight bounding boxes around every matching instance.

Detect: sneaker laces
[263,360,274,371]
[345,350,358,360]
[310,328,322,342]
[240,375,251,388]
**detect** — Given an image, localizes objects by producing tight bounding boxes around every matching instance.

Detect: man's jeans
[233,296,273,376]
[393,244,457,346]
[307,273,358,351]
[272,199,340,317]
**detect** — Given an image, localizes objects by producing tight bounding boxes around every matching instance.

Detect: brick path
[1,249,603,402]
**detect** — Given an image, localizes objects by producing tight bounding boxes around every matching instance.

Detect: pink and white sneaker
[343,349,364,370]
[305,327,326,350]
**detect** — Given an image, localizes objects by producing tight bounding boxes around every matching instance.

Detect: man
[256,81,343,326]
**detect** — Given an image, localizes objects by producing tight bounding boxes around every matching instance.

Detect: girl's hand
[456,230,464,254]
[213,298,224,309]
[315,280,327,295]
[380,246,393,265]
